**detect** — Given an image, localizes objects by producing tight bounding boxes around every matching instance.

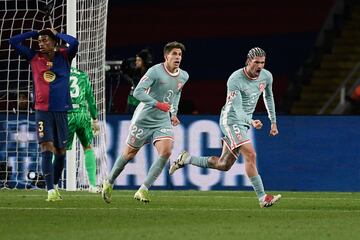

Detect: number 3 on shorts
[38,121,44,133]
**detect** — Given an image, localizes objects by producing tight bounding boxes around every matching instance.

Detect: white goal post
[0,0,108,191]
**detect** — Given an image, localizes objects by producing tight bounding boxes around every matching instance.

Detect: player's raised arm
[56,31,79,58]
[9,31,38,60]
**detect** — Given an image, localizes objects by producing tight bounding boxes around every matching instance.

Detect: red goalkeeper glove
[155,102,170,112]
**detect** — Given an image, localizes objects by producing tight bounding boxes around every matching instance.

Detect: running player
[102,41,188,203]
[169,47,281,208]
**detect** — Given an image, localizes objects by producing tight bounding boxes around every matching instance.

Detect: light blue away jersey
[220,68,276,128]
[131,63,189,128]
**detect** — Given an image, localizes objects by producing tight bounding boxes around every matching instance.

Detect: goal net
[0,0,108,190]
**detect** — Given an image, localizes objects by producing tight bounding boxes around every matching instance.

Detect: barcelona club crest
[259,83,266,92]
[43,71,56,82]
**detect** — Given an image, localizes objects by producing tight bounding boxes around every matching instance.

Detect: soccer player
[169,47,281,208]
[102,41,189,203]
[9,29,78,201]
[53,67,100,193]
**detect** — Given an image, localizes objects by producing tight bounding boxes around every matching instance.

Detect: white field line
[8,194,360,201]
[0,206,359,213]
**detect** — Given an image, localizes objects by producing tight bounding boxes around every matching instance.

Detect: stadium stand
[105,0,337,114]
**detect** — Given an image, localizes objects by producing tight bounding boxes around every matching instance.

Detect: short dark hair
[38,29,58,42]
[163,41,185,55]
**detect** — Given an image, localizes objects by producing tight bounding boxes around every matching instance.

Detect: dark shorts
[35,110,68,148]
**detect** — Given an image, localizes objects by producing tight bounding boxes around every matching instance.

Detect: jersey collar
[162,63,180,77]
[243,68,259,80]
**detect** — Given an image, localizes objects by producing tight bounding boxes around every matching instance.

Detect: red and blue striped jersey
[10,31,79,111]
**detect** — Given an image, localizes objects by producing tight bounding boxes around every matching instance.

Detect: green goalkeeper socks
[85,149,97,187]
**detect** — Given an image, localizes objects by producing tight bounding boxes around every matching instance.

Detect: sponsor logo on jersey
[43,71,56,82]
[259,83,266,92]
[46,61,53,68]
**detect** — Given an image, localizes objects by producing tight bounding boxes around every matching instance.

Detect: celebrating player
[9,29,78,201]
[102,41,189,203]
[169,47,281,208]
[53,67,100,193]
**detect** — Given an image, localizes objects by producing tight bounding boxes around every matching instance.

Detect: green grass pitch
[1,190,359,240]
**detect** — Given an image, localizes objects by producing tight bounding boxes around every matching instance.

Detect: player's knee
[223,162,233,171]
[244,151,256,162]
[217,160,232,171]
[123,146,139,160]
[158,150,172,159]
[123,152,136,161]
[83,145,92,151]
[40,142,55,152]
[56,148,66,155]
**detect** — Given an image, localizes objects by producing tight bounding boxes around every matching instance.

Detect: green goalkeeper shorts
[67,111,94,149]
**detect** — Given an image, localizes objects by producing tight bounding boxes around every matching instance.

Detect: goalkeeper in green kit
[57,67,100,193]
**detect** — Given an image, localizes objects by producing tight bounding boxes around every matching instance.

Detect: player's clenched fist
[269,122,279,136]
[251,119,263,129]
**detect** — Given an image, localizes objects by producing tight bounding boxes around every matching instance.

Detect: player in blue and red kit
[10,28,78,201]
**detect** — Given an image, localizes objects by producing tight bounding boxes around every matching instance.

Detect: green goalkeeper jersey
[131,63,189,128]
[68,67,98,119]
[220,67,276,127]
